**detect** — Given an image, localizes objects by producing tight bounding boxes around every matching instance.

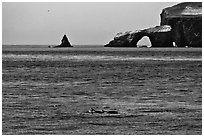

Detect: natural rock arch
[130,30,173,47]
[105,3,201,48]
[131,32,152,47]
[105,25,174,48]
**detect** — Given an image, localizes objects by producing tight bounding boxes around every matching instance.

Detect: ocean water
[2,45,202,134]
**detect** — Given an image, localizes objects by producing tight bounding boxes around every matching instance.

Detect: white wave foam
[2,54,201,61]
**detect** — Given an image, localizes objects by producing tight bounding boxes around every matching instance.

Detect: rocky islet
[105,2,202,48]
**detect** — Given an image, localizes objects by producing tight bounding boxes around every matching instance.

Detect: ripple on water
[3,54,202,61]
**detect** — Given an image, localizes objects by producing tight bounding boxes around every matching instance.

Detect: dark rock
[160,2,202,47]
[104,25,173,47]
[54,34,72,48]
[105,2,202,48]
[144,26,173,47]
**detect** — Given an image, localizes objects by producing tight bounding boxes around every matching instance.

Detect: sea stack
[54,34,72,48]
[104,2,202,48]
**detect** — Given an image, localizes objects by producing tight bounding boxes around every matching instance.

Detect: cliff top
[114,25,171,39]
[144,25,171,33]
[162,2,202,17]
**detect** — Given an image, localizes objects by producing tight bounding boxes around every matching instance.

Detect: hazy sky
[2,2,178,45]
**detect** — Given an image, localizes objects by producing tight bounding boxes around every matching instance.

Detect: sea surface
[2,45,202,134]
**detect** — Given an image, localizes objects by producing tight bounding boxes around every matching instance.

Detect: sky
[2,2,178,45]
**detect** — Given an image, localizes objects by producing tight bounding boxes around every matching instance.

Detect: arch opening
[137,36,151,48]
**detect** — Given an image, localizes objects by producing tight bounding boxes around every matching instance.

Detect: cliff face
[105,2,202,48]
[160,2,202,47]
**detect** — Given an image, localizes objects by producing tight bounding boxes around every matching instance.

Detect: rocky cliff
[160,2,202,47]
[105,2,202,48]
